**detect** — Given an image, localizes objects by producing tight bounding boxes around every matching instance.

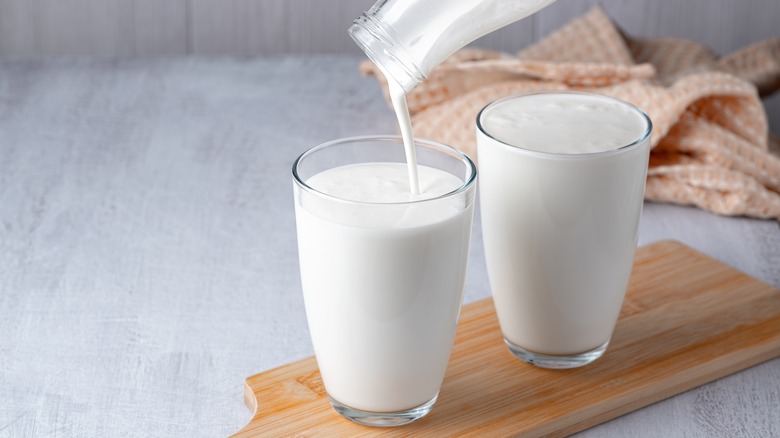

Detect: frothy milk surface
[306,162,461,204]
[480,93,648,154]
[477,92,650,356]
[296,162,473,412]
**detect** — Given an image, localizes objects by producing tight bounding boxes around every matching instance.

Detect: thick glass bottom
[329,394,438,427]
[505,338,610,369]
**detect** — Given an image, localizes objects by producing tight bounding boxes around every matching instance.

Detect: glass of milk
[476,92,652,369]
[292,136,477,426]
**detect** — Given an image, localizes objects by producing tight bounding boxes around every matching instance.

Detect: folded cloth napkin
[360,6,780,221]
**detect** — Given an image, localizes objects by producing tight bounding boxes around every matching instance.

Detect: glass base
[329,394,438,427]
[505,338,609,369]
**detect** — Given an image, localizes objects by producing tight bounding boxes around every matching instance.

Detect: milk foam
[480,93,648,154]
[304,162,465,229]
[307,162,461,203]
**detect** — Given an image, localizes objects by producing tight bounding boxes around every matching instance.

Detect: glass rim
[476,91,653,160]
[292,135,477,206]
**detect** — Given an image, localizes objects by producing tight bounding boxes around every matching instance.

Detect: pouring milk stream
[349,0,558,195]
[293,0,559,423]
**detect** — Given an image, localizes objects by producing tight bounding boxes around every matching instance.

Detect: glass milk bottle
[348,0,557,92]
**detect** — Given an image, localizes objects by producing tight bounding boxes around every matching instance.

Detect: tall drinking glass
[476,91,652,369]
[292,136,477,426]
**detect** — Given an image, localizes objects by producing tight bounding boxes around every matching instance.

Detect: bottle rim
[348,13,426,93]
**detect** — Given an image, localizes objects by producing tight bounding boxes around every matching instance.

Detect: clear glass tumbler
[476,92,652,369]
[292,136,477,426]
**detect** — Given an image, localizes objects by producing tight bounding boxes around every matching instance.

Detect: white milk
[350,0,557,93]
[480,92,649,154]
[477,93,650,356]
[295,162,474,412]
[379,0,557,79]
[389,81,420,195]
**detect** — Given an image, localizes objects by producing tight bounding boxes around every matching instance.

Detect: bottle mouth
[348,13,426,94]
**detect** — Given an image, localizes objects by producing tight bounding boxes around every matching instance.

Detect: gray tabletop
[1,56,779,438]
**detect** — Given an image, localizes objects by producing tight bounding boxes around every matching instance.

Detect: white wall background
[0,0,777,57]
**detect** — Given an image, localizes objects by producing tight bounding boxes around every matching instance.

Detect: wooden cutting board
[232,240,780,437]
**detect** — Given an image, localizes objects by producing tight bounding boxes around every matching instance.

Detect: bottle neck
[348,12,426,94]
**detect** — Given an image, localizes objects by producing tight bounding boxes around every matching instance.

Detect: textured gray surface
[0,57,778,438]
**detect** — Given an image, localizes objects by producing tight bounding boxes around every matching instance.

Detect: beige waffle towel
[361,6,780,221]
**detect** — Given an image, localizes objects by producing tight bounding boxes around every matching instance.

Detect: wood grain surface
[234,241,780,437]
